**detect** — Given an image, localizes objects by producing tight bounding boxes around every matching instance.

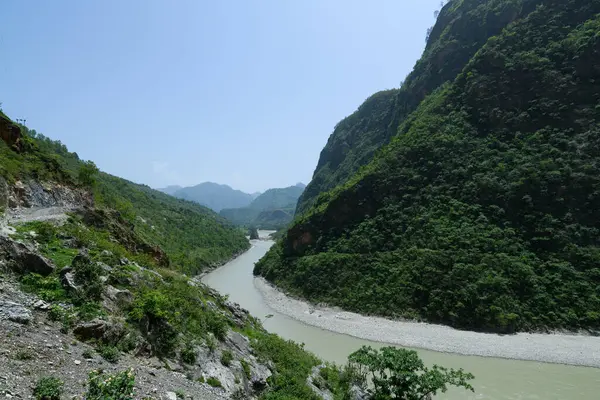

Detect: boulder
[0,114,24,152]
[60,266,79,292]
[349,385,371,400]
[73,319,107,340]
[0,236,54,276]
[0,299,32,324]
[103,285,133,312]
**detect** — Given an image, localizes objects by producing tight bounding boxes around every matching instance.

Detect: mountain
[219,184,305,229]
[170,182,254,212]
[295,0,543,215]
[256,0,600,334]
[157,185,182,195]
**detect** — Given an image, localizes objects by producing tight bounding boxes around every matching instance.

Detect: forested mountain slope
[256,0,600,333]
[296,0,545,214]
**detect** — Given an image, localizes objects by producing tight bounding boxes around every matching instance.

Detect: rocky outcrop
[73,319,107,340]
[6,180,91,215]
[0,236,55,275]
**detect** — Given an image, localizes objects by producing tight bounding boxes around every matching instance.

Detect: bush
[86,369,135,400]
[348,346,474,399]
[220,349,233,367]
[14,349,34,360]
[98,345,120,363]
[33,377,63,400]
[206,376,222,388]
[181,343,197,365]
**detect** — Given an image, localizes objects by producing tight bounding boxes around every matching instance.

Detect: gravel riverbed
[254,277,600,368]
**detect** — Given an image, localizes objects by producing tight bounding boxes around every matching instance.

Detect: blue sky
[1,1,440,193]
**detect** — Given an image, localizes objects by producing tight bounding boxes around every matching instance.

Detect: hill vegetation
[256,0,600,333]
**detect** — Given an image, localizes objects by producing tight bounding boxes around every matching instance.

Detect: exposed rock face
[0,236,55,275]
[6,180,91,215]
[0,176,8,210]
[60,266,79,292]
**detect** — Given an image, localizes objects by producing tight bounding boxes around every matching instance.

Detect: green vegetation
[349,346,473,399]
[175,389,185,399]
[33,377,64,400]
[295,0,542,215]
[240,358,251,379]
[257,0,600,333]
[85,369,135,400]
[206,376,222,388]
[98,344,120,363]
[220,184,305,229]
[221,349,234,366]
[14,348,34,360]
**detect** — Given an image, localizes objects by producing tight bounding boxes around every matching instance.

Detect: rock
[165,391,177,400]
[97,261,112,273]
[103,285,133,312]
[226,302,250,327]
[33,300,50,310]
[307,365,334,400]
[0,114,24,152]
[73,319,106,340]
[349,385,371,400]
[0,299,32,324]
[59,266,79,292]
[74,360,81,365]
[0,236,55,276]
[0,177,8,210]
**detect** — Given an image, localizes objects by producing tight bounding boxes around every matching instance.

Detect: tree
[348,346,474,399]
[78,160,99,187]
[248,227,259,240]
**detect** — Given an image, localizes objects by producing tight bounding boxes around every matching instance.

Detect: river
[202,236,600,399]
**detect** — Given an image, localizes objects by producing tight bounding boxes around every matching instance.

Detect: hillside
[295,0,545,215]
[0,111,377,399]
[256,0,600,334]
[168,182,255,212]
[157,185,183,195]
[220,184,305,229]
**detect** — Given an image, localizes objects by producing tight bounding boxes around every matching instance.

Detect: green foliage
[86,369,135,400]
[206,376,222,388]
[78,160,99,187]
[98,345,120,363]
[21,273,67,303]
[221,349,234,366]
[175,389,185,399]
[71,252,104,303]
[33,377,63,400]
[249,227,260,240]
[240,358,251,379]
[348,346,474,399]
[257,0,600,333]
[181,343,197,364]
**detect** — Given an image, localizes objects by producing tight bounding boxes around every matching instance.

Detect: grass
[206,377,222,388]
[221,349,233,367]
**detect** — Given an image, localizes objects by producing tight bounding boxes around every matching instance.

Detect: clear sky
[1,1,440,193]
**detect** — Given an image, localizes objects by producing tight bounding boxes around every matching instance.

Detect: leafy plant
[240,358,251,379]
[33,377,63,400]
[348,346,474,399]
[98,345,120,363]
[181,343,197,365]
[86,368,135,400]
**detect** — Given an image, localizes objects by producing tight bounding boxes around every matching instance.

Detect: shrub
[221,349,233,367]
[82,349,94,359]
[14,349,34,360]
[86,368,135,400]
[206,376,222,388]
[21,274,66,302]
[33,377,63,400]
[175,389,185,399]
[98,345,120,363]
[348,346,474,399]
[181,343,197,365]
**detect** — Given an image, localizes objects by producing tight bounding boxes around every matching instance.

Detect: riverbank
[254,277,600,368]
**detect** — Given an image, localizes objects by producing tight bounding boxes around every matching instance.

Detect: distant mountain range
[220,183,306,229]
[157,182,305,218]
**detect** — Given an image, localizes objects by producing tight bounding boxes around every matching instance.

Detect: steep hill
[296,0,544,214]
[170,182,254,212]
[219,184,305,229]
[256,0,600,333]
[157,185,182,195]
